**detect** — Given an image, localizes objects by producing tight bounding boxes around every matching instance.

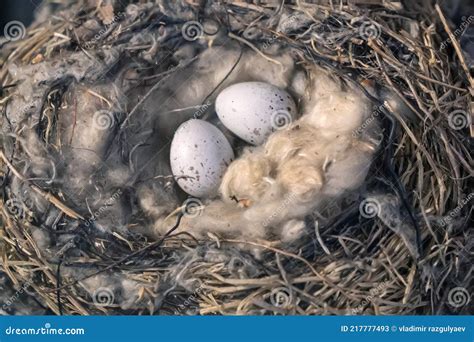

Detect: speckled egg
[215,82,297,145]
[170,119,234,198]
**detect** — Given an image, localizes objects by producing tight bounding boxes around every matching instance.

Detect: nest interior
[0,0,472,315]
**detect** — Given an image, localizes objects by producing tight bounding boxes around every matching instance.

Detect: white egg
[170,119,234,198]
[215,82,297,145]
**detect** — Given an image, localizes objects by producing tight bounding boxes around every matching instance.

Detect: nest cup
[0,0,472,315]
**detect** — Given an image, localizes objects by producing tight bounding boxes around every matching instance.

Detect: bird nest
[0,0,472,315]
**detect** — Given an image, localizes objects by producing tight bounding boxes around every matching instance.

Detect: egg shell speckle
[170,119,234,198]
[215,82,297,145]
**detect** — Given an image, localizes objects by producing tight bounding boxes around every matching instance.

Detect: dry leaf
[98,4,115,25]
[31,54,43,64]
